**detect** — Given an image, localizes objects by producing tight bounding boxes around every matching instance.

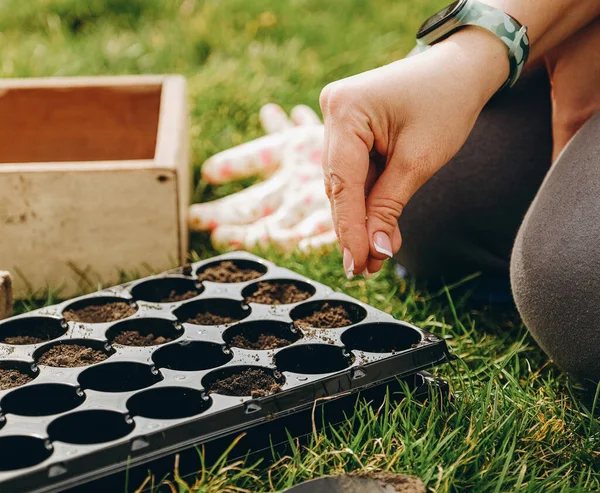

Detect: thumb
[365,159,422,261]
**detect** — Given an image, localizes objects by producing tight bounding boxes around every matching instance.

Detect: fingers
[365,257,384,278]
[260,104,293,134]
[290,105,321,126]
[201,132,286,184]
[365,159,420,261]
[320,82,376,278]
[324,128,372,279]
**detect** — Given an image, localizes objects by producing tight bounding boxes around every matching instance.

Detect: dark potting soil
[197,261,263,283]
[0,369,33,390]
[180,264,193,276]
[37,344,108,367]
[246,282,311,305]
[351,472,426,493]
[184,312,237,325]
[63,301,136,324]
[159,289,199,303]
[0,319,65,345]
[294,303,354,329]
[230,332,293,350]
[209,368,281,397]
[2,335,45,345]
[112,330,172,346]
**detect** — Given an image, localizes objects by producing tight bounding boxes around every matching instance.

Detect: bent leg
[511,112,600,384]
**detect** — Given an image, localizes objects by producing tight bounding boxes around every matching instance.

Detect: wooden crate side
[0,271,12,319]
[0,167,183,298]
[0,75,168,90]
[156,75,190,262]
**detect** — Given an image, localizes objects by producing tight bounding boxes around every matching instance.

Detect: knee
[511,219,600,384]
[397,191,508,284]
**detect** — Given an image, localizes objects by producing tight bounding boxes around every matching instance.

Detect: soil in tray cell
[294,303,354,330]
[37,344,108,368]
[176,299,249,326]
[112,330,173,346]
[197,261,264,283]
[63,301,136,324]
[4,334,46,345]
[0,317,66,345]
[246,281,312,305]
[0,369,33,390]
[186,312,237,325]
[108,319,180,347]
[231,333,293,350]
[159,289,199,303]
[209,368,281,397]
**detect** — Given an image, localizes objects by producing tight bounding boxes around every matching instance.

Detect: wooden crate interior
[0,84,162,163]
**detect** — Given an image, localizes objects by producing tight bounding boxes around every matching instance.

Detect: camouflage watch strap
[415,0,530,91]
[462,0,529,89]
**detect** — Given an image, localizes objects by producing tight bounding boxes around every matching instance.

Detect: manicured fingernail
[373,231,393,258]
[361,269,370,279]
[343,248,355,280]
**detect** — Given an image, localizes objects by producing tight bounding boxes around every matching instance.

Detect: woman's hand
[320,27,509,278]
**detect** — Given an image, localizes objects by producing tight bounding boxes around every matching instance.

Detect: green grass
[4,1,600,491]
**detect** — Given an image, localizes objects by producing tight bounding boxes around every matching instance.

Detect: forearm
[426,0,599,112]
[483,0,600,63]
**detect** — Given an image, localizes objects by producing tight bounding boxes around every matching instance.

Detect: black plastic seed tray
[0,252,450,493]
[64,371,449,493]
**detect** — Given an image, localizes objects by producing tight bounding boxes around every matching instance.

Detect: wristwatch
[415,0,530,90]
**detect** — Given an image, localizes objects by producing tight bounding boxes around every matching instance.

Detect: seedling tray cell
[0,252,450,493]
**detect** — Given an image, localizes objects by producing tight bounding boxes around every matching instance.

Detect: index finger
[324,124,371,278]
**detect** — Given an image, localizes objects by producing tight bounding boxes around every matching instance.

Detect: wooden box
[0,75,190,298]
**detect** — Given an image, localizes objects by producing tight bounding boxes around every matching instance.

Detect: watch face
[417,0,467,38]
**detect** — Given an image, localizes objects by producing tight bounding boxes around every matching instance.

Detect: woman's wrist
[431,26,511,106]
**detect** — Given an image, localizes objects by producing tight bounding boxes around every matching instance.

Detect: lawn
[4,0,600,491]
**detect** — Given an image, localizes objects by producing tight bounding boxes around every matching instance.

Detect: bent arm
[483,0,599,63]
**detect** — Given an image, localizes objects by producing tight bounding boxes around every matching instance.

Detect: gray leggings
[397,66,600,383]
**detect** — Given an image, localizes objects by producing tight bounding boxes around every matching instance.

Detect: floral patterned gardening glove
[189,104,336,252]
